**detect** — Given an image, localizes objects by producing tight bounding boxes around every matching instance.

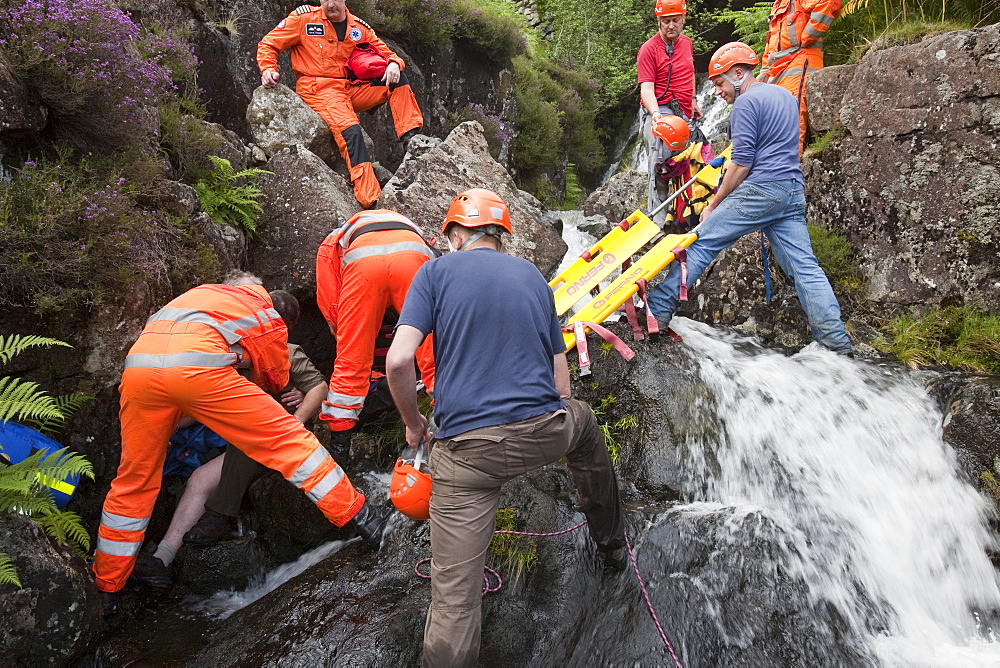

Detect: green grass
[488,507,539,585]
[808,224,866,302]
[805,128,845,156]
[876,306,1000,373]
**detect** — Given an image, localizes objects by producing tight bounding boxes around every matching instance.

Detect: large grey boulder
[246,84,336,164]
[379,121,567,278]
[806,63,858,134]
[0,515,104,665]
[248,145,360,297]
[584,169,646,224]
[804,23,1000,313]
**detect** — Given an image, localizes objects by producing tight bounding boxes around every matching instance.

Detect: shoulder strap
[347,221,442,257]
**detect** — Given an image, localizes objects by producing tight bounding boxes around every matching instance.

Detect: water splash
[671,318,1000,665]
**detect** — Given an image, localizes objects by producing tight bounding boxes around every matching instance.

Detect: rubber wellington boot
[349,499,393,551]
[101,590,121,617]
[328,428,353,470]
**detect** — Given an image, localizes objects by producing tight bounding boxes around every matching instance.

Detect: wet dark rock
[191,23,253,138]
[0,515,104,665]
[380,121,568,278]
[0,57,46,138]
[934,375,1000,483]
[583,169,646,224]
[176,536,281,595]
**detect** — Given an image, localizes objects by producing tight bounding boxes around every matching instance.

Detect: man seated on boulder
[128,291,329,587]
[258,0,423,208]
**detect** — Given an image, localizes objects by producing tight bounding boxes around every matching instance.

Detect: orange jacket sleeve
[257,11,305,73]
[799,0,841,48]
[239,285,291,394]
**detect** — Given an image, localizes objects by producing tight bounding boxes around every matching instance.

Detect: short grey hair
[222,271,263,286]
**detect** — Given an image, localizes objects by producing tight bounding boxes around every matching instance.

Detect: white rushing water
[669,318,1000,666]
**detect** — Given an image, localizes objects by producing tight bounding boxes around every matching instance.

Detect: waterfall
[670,318,1000,665]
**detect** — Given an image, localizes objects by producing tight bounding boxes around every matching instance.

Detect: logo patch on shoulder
[293,4,313,14]
[306,23,325,36]
[349,26,362,41]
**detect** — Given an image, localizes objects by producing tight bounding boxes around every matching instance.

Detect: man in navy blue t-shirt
[386,188,625,667]
[646,41,853,354]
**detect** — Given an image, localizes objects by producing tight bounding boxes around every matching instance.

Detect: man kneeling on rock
[93,272,392,615]
[386,189,626,667]
[258,0,423,208]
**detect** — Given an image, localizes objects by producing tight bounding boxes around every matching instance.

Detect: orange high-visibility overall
[316,210,436,432]
[760,0,842,150]
[93,284,364,593]
[258,7,423,208]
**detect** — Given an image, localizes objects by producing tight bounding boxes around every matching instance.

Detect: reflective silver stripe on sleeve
[306,466,346,503]
[320,403,363,420]
[96,536,143,557]
[124,352,237,368]
[325,390,366,407]
[289,447,330,488]
[804,24,825,39]
[809,11,834,26]
[786,21,798,47]
[343,241,435,266]
[146,307,279,344]
[768,46,801,64]
[101,512,150,532]
[340,212,423,248]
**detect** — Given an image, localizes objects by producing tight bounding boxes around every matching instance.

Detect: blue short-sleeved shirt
[398,248,566,439]
[729,82,803,183]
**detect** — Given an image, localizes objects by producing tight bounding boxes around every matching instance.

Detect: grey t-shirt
[730,82,803,183]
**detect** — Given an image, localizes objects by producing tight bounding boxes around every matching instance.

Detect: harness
[347,220,441,256]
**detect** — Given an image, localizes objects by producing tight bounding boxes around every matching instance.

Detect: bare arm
[387,324,430,447]
[640,81,662,120]
[554,353,571,399]
[292,383,326,424]
[700,162,751,220]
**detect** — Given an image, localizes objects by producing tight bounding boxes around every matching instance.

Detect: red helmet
[652,115,690,151]
[390,442,431,521]
[708,41,759,77]
[654,0,686,16]
[441,188,512,236]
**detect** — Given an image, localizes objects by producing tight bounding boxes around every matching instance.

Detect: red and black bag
[346,43,389,82]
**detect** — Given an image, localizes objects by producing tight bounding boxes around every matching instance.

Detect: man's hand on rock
[261,70,281,88]
[385,62,401,86]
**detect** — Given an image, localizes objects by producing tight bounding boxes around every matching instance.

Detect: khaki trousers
[421,398,625,667]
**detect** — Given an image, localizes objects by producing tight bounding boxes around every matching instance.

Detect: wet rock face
[583,169,646,224]
[248,146,360,297]
[935,376,1000,483]
[0,515,104,665]
[379,121,568,278]
[804,24,1000,313]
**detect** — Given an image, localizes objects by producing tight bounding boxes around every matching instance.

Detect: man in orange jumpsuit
[258,0,423,208]
[759,0,842,150]
[94,273,391,615]
[316,210,436,468]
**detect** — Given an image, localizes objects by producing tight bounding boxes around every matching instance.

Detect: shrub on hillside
[0,0,196,152]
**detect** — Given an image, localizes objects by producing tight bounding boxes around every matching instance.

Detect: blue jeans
[646,179,853,354]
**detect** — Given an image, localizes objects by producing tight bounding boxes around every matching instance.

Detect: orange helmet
[651,115,690,151]
[390,441,431,521]
[441,188,512,236]
[708,41,759,78]
[655,0,686,16]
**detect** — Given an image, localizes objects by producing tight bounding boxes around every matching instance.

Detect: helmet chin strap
[458,230,486,251]
[721,70,749,98]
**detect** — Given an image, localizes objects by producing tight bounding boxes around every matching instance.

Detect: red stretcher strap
[635,278,659,336]
[671,246,689,302]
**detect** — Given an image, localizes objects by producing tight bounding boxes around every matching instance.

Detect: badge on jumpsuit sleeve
[349,26,362,41]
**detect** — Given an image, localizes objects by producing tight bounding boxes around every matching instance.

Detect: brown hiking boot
[182,508,238,546]
[130,551,173,589]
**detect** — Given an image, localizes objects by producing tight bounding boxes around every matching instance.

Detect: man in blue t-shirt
[386,188,626,667]
[646,41,853,354]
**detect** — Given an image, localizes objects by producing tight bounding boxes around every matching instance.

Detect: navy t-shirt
[398,248,566,439]
[730,82,803,183]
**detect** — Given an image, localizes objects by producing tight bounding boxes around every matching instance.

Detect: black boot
[328,428,353,470]
[101,590,121,617]
[349,499,393,551]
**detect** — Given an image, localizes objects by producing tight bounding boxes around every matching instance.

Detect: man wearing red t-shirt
[637,0,701,224]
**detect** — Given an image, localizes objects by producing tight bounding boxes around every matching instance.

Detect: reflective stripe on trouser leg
[93,366,179,593]
[179,366,366,526]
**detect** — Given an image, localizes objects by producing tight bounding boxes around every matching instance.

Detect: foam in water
[670,317,1000,666]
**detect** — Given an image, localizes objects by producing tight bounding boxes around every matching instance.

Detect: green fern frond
[30,447,94,481]
[716,2,773,56]
[27,393,92,435]
[0,377,65,425]
[0,335,72,365]
[37,510,90,553]
[0,552,21,588]
[195,156,272,236]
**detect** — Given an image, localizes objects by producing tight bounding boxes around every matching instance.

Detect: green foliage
[0,336,90,432]
[158,99,222,183]
[876,306,1000,373]
[807,224,866,302]
[562,164,585,210]
[806,127,845,155]
[488,507,538,584]
[982,458,1000,508]
[591,394,633,466]
[0,335,95,587]
[194,156,272,236]
[715,2,772,56]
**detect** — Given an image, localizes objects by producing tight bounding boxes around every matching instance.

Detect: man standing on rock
[759,0,842,151]
[258,0,423,208]
[385,188,626,667]
[316,209,437,469]
[646,42,853,355]
[93,273,391,615]
[637,0,702,225]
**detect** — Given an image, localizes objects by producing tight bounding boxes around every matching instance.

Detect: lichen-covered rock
[0,515,104,665]
[379,121,567,277]
[805,63,857,134]
[248,145,360,297]
[246,85,336,164]
[583,169,646,224]
[804,24,1000,313]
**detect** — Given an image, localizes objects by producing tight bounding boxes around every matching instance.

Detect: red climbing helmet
[652,115,691,151]
[390,441,431,521]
